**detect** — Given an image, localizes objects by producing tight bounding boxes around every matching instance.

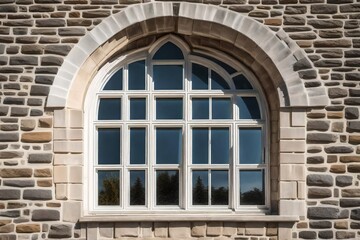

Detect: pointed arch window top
[153,42,184,60]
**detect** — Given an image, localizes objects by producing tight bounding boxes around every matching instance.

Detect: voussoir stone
[23,189,52,200]
[308,207,340,219]
[16,224,40,233]
[21,132,51,143]
[48,224,72,238]
[32,210,60,221]
[336,176,353,187]
[307,174,333,186]
[28,153,52,164]
[0,190,20,200]
[0,168,32,178]
[3,179,35,188]
[307,133,338,143]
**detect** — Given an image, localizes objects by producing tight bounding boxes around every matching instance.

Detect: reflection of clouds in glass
[240,170,263,193]
[239,128,262,164]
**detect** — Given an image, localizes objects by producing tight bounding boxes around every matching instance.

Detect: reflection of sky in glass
[211,170,228,189]
[233,74,253,90]
[154,65,183,90]
[156,98,183,119]
[192,98,209,119]
[192,63,208,90]
[240,170,264,205]
[238,97,260,119]
[156,128,182,164]
[212,98,232,119]
[98,128,120,164]
[128,60,145,90]
[130,128,146,165]
[103,69,122,90]
[98,98,121,120]
[192,128,208,164]
[130,170,145,205]
[239,128,262,164]
[153,42,184,60]
[192,171,209,205]
[192,53,236,75]
[211,128,229,164]
[130,98,146,120]
[211,71,230,90]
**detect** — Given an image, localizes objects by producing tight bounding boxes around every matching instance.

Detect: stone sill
[80,214,299,223]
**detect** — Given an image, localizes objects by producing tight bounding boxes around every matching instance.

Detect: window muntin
[89,38,268,213]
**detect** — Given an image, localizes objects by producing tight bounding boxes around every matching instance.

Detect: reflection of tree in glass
[130,177,145,205]
[211,186,228,205]
[157,171,179,205]
[99,175,119,205]
[241,187,264,205]
[193,176,208,205]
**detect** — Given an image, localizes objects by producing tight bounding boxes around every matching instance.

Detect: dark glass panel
[233,74,253,90]
[130,128,146,165]
[212,98,232,119]
[238,97,261,119]
[240,170,265,205]
[239,128,262,164]
[153,42,184,60]
[156,170,179,205]
[192,171,208,205]
[98,128,120,165]
[98,98,121,120]
[98,170,120,205]
[130,170,146,205]
[192,128,209,164]
[211,71,230,90]
[156,128,182,164]
[130,98,146,120]
[103,69,123,90]
[191,52,237,74]
[153,65,183,90]
[211,170,228,205]
[192,98,209,119]
[211,128,229,164]
[192,63,208,90]
[128,60,146,90]
[156,98,183,119]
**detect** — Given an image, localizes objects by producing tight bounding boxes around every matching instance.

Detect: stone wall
[0,0,359,239]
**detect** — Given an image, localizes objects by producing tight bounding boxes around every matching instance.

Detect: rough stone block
[23,189,52,200]
[191,222,206,237]
[48,224,72,238]
[0,190,20,200]
[16,224,40,233]
[32,210,60,221]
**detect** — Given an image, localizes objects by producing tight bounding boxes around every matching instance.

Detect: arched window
[85,36,269,214]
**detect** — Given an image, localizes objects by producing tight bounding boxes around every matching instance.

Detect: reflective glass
[192,63,208,90]
[128,60,145,90]
[192,98,209,119]
[239,128,262,164]
[156,98,183,119]
[156,128,182,164]
[233,74,253,90]
[212,98,232,119]
[130,170,145,205]
[156,170,179,205]
[192,128,208,164]
[211,128,229,164]
[191,52,237,74]
[98,170,120,205]
[130,98,146,120]
[98,128,120,165]
[130,128,146,165]
[238,97,261,119]
[103,69,122,90]
[154,65,183,90]
[211,170,228,205]
[98,98,121,120]
[211,71,230,90]
[192,171,208,205]
[240,170,265,205]
[153,42,184,60]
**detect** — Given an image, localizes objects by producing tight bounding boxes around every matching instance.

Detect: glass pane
[130,170,145,206]
[192,128,208,164]
[192,52,237,74]
[211,128,229,164]
[212,98,232,119]
[156,98,183,119]
[98,170,120,205]
[153,42,184,60]
[238,97,261,119]
[153,65,183,90]
[192,171,208,205]
[211,71,230,90]
[156,170,179,205]
[156,128,182,164]
[98,128,120,165]
[103,69,122,90]
[240,170,265,205]
[192,98,209,119]
[98,98,121,120]
[233,74,253,90]
[130,98,146,120]
[239,128,262,164]
[211,170,228,205]
[130,128,146,165]
[192,63,208,90]
[128,60,146,90]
